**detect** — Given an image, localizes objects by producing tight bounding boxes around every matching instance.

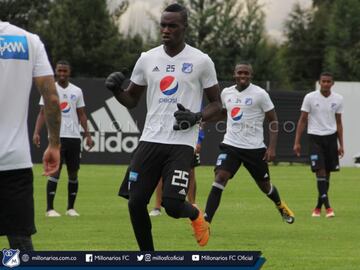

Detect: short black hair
[164,3,188,25]
[320,71,333,79]
[56,60,71,68]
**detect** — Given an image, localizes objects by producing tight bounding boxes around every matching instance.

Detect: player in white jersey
[106,3,221,251]
[33,60,94,218]
[294,72,344,218]
[204,63,295,227]
[0,21,61,251]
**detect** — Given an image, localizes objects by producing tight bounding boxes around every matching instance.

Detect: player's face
[319,75,334,92]
[234,65,252,89]
[160,12,186,48]
[55,64,71,84]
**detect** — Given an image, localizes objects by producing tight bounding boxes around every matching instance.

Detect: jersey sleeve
[220,89,227,109]
[261,91,275,112]
[77,89,85,108]
[301,94,311,112]
[200,55,218,89]
[130,53,147,86]
[32,34,54,78]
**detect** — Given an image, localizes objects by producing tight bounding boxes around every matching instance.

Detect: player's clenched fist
[105,71,125,93]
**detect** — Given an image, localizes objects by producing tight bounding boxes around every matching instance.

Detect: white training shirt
[40,82,85,138]
[221,83,275,149]
[0,22,54,171]
[301,90,344,136]
[130,44,218,148]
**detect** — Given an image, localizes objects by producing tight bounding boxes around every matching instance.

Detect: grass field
[1,164,359,269]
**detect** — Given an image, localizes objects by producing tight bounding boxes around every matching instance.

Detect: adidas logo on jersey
[178,189,186,195]
[152,66,160,72]
[81,97,140,153]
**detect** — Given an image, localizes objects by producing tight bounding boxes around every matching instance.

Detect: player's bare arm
[264,109,278,162]
[33,106,45,147]
[105,72,146,109]
[34,75,61,175]
[335,113,344,157]
[201,85,222,121]
[77,107,94,150]
[293,111,308,157]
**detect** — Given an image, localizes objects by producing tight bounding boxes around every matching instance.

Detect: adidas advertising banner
[28,79,307,165]
[0,250,265,269]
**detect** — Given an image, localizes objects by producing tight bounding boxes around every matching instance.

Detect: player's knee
[68,171,78,180]
[215,170,230,187]
[162,197,183,219]
[128,196,147,212]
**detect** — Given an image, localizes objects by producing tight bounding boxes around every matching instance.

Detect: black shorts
[118,141,194,203]
[214,143,270,182]
[191,152,201,168]
[308,133,339,172]
[59,138,81,174]
[0,168,36,236]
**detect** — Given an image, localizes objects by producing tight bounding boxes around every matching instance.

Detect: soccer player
[106,3,221,251]
[204,63,295,226]
[33,60,94,217]
[148,125,205,216]
[293,72,344,218]
[0,21,61,251]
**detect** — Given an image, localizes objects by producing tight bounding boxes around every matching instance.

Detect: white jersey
[130,44,218,148]
[40,82,85,138]
[301,90,344,136]
[221,84,274,149]
[0,22,53,171]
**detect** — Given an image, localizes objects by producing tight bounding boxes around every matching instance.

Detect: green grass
[1,164,359,269]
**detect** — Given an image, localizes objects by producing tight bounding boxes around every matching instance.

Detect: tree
[0,0,51,31]
[39,0,142,77]
[324,0,360,80]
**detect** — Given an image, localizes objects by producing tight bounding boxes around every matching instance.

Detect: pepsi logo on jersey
[231,107,243,121]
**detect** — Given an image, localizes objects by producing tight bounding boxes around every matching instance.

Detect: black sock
[266,184,281,206]
[317,177,330,209]
[7,235,34,251]
[204,184,224,223]
[46,177,58,211]
[162,198,199,220]
[128,198,154,251]
[68,179,78,210]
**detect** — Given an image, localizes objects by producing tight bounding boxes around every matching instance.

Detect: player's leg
[126,142,164,251]
[309,135,328,216]
[161,145,209,246]
[244,148,294,224]
[65,138,81,216]
[0,169,36,251]
[204,143,240,223]
[149,179,163,216]
[187,152,200,205]
[323,133,340,217]
[46,141,64,217]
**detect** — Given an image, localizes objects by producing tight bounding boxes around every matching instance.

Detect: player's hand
[42,145,60,176]
[105,72,125,94]
[263,147,276,162]
[293,143,301,157]
[338,146,344,158]
[173,103,202,130]
[195,143,201,153]
[85,135,95,151]
[33,133,41,148]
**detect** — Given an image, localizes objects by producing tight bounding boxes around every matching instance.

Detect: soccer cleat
[325,208,335,218]
[65,209,80,217]
[191,207,210,246]
[277,201,295,224]
[149,208,162,217]
[46,209,61,217]
[312,208,321,217]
